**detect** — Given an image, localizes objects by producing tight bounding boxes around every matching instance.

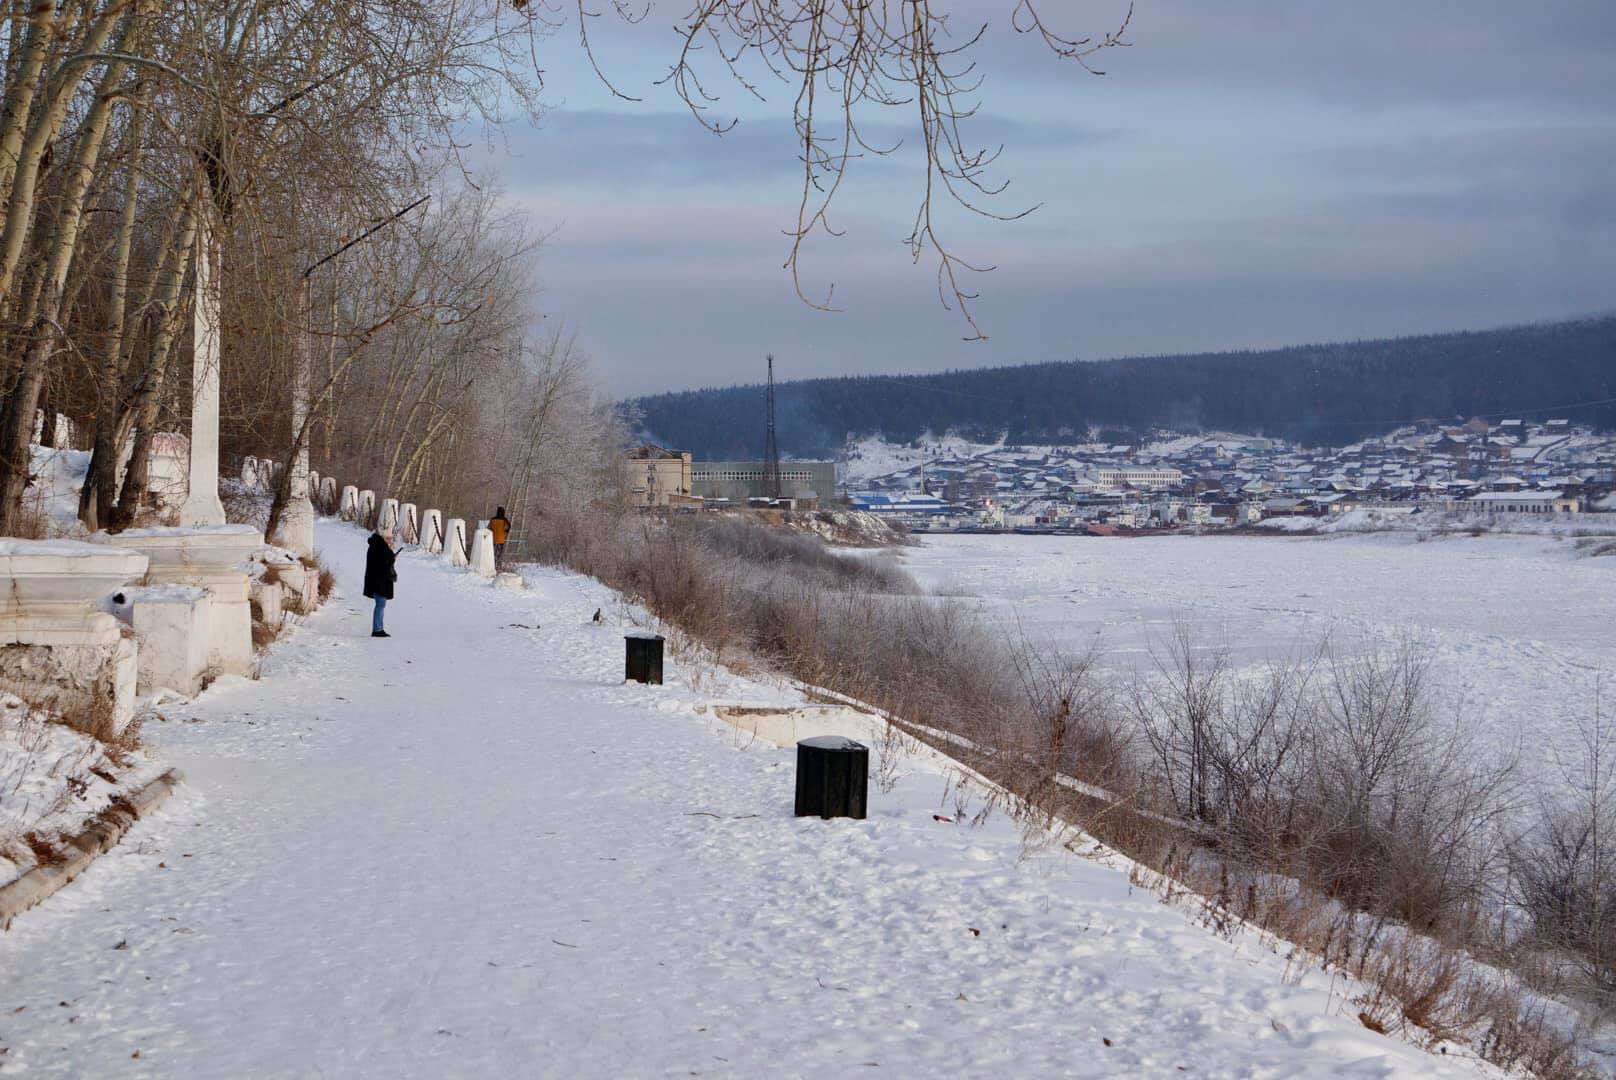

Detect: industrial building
[689,461,836,506]
[624,444,693,507]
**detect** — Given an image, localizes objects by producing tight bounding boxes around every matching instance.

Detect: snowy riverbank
[0,519,1495,1077]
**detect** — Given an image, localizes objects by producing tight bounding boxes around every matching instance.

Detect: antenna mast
[763,354,782,501]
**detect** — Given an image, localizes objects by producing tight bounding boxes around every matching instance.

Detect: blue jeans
[372,595,387,633]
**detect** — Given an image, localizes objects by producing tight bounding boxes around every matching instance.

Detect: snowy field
[900,532,1616,785]
[0,520,1496,1077]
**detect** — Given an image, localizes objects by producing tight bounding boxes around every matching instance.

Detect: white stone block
[320,476,338,509]
[445,518,469,567]
[399,503,419,544]
[269,561,318,614]
[420,509,444,554]
[340,485,359,521]
[128,584,210,697]
[96,526,261,678]
[240,456,261,487]
[493,572,524,591]
[468,528,497,578]
[250,579,283,629]
[0,539,148,647]
[358,490,377,527]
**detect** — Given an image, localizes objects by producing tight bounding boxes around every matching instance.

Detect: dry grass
[537,506,1601,1077]
[251,619,280,652]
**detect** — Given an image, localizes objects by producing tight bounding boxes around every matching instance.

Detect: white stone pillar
[444,518,468,567]
[378,497,399,535]
[180,211,226,526]
[278,277,316,557]
[320,475,337,512]
[358,490,376,527]
[399,503,419,544]
[240,457,260,487]
[468,527,497,578]
[340,484,358,521]
[420,509,443,554]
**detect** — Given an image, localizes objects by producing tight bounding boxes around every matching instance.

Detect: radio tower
[763,354,782,500]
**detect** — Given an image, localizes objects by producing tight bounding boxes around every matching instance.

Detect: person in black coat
[363,528,397,638]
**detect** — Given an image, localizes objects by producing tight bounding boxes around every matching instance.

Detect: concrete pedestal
[250,579,283,629]
[420,509,444,554]
[278,496,315,559]
[0,540,150,733]
[269,562,318,614]
[468,528,497,578]
[493,572,524,591]
[445,518,468,567]
[379,498,399,535]
[320,476,338,512]
[399,503,419,544]
[358,490,377,528]
[340,485,359,521]
[97,526,261,678]
[127,585,210,696]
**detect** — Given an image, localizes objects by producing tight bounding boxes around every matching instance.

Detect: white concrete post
[378,498,399,535]
[445,518,468,567]
[180,210,226,526]
[358,490,376,527]
[468,527,497,578]
[278,276,316,557]
[320,475,337,512]
[340,484,359,521]
[420,509,443,554]
[399,503,419,544]
[240,456,260,488]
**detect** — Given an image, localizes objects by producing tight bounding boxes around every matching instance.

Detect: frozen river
[899,532,1616,778]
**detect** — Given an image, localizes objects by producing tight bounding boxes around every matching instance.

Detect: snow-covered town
[844,419,1616,532]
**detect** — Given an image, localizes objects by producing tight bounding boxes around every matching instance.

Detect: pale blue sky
[486,2,1616,395]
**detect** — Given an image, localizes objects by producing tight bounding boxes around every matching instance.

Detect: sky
[485,1,1616,396]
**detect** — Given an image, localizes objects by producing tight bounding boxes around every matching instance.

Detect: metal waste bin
[625,632,664,685]
[794,736,869,820]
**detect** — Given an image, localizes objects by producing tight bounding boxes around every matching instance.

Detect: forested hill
[631,317,1616,458]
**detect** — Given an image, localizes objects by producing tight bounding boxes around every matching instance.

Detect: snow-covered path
[0,521,1493,1078]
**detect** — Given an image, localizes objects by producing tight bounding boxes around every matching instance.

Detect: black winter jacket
[363,533,397,599]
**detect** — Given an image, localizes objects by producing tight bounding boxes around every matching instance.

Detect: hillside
[631,316,1616,457]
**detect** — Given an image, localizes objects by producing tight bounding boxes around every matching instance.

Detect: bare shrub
[1511,687,1616,1008]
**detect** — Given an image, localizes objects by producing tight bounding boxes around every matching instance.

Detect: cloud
[484,1,1616,394]
[492,107,1123,192]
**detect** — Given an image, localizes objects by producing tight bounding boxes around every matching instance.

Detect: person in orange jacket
[489,506,511,570]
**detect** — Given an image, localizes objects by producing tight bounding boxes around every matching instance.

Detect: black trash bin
[794,736,869,820]
[625,632,664,685]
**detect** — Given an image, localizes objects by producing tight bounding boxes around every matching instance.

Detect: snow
[112,524,260,539]
[0,538,139,558]
[21,447,90,536]
[0,695,167,890]
[899,533,1616,788]
[0,519,1493,1077]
